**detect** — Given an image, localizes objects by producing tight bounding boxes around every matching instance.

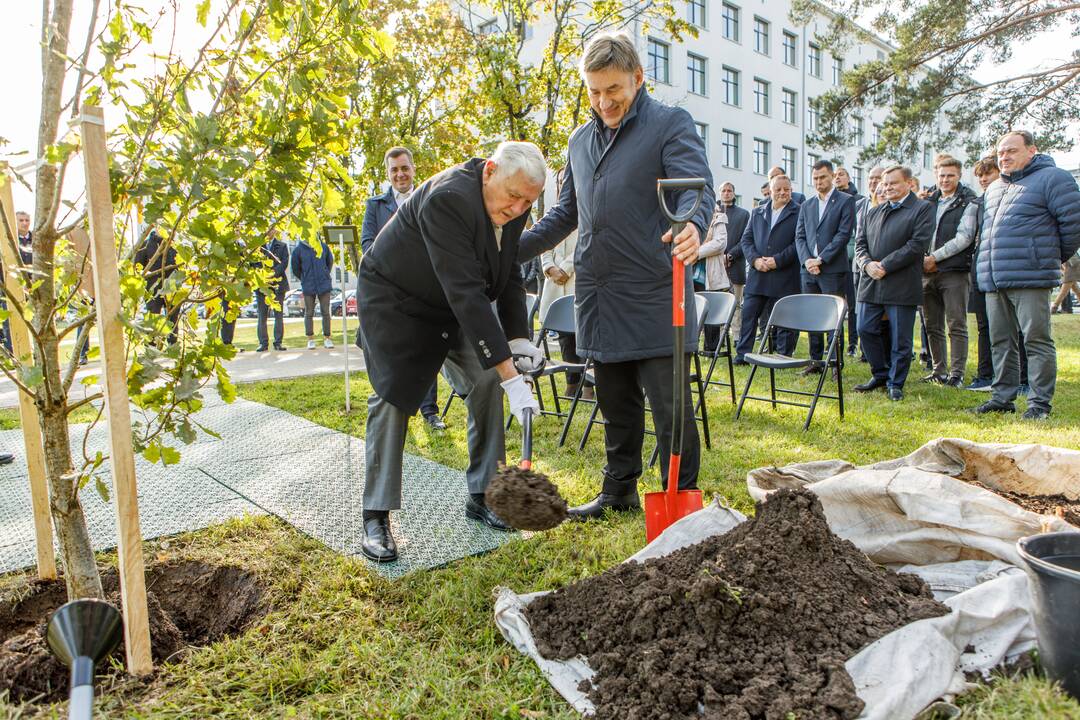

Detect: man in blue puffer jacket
[972,131,1080,419]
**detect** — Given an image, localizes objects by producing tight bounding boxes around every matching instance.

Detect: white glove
[508,337,545,374]
[501,374,540,426]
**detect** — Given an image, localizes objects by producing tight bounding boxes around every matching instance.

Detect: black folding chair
[734,293,846,431]
[695,291,738,406]
[443,292,541,419]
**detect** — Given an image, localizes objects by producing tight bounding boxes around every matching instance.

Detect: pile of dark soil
[526,489,949,720]
[0,560,265,704]
[486,465,567,531]
[964,480,1080,527]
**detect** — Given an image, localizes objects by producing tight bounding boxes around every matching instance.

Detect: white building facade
[503,0,974,205]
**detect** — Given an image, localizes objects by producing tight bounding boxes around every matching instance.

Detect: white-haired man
[356,142,546,562]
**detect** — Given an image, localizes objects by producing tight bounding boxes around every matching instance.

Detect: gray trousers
[922,270,970,378]
[304,292,331,337]
[986,288,1056,411]
[363,334,505,512]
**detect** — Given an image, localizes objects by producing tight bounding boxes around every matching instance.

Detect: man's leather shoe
[945,375,963,388]
[0,452,14,465]
[854,378,887,393]
[465,497,511,531]
[256,345,268,352]
[361,517,398,562]
[888,387,903,401]
[273,344,286,351]
[567,492,642,521]
[798,364,823,376]
[922,373,947,385]
[423,414,447,431]
[971,400,1016,415]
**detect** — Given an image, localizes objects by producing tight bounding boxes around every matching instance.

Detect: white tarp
[494,439,1078,719]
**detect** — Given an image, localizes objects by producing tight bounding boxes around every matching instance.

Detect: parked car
[240,300,259,318]
[330,290,357,317]
[284,288,340,317]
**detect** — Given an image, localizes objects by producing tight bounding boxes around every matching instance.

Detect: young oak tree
[1,0,386,600]
[793,0,1080,163]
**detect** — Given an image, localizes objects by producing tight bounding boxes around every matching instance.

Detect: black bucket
[1017,531,1080,700]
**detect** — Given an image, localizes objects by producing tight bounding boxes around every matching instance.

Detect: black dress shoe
[273,344,286,351]
[465,497,511,531]
[888,387,904,401]
[567,492,642,521]
[0,452,14,465]
[922,373,947,385]
[256,345,269,352]
[854,378,888,393]
[361,517,398,562]
[423,414,447,431]
[945,376,963,388]
[971,400,1016,415]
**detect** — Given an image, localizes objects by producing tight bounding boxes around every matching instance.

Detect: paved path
[0,344,366,409]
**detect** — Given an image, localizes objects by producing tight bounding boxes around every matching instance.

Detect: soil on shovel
[0,560,266,704]
[964,480,1080,527]
[525,489,949,720]
[486,465,568,531]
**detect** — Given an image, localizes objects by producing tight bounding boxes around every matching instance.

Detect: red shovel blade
[643,453,704,543]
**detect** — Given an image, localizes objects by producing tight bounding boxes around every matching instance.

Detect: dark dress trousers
[854,193,934,389]
[737,201,802,357]
[358,158,529,415]
[256,238,290,348]
[795,192,856,360]
[722,204,751,286]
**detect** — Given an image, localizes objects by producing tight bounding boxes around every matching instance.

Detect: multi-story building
[475,0,975,205]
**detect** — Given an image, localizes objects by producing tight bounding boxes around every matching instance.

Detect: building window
[782,146,798,182]
[722,129,740,169]
[753,138,770,175]
[753,17,769,55]
[721,2,739,42]
[852,115,864,146]
[808,43,822,78]
[807,152,820,182]
[832,55,844,86]
[872,123,882,145]
[722,66,740,105]
[647,38,670,84]
[753,78,770,115]
[688,0,706,28]
[477,18,498,35]
[782,88,796,124]
[782,31,797,66]
[808,102,820,132]
[688,53,707,95]
[923,145,932,169]
[695,122,709,154]
[853,166,864,191]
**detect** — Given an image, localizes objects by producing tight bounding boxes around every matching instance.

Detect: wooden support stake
[0,172,56,580]
[80,105,152,675]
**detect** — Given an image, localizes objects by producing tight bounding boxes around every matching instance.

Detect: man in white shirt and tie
[360,147,448,430]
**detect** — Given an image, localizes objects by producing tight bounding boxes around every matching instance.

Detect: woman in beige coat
[695,204,731,352]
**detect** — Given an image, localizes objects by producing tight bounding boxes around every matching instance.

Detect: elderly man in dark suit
[255,229,290,352]
[360,147,446,431]
[795,159,856,373]
[736,174,802,362]
[854,165,935,401]
[356,142,546,562]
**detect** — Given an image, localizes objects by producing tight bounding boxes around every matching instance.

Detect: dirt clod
[964,480,1080,527]
[486,465,568,531]
[525,489,949,720]
[0,560,266,704]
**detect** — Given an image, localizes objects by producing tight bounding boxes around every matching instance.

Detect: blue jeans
[857,303,916,389]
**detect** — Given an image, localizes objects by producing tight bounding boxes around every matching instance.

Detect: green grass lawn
[4,316,1080,718]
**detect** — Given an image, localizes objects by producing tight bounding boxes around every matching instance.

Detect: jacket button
[593,172,601,181]
[442,332,449,340]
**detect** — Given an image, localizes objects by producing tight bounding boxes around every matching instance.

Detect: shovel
[645,178,707,543]
[486,407,568,531]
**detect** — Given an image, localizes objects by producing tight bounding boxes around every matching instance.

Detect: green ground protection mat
[0,394,516,578]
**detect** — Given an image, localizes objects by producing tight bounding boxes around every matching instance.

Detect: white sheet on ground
[494,439,1077,719]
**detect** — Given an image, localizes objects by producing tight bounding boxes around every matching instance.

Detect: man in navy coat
[795,159,856,371]
[361,147,447,431]
[736,174,802,361]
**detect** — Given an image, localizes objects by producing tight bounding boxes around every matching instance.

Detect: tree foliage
[793,0,1080,164]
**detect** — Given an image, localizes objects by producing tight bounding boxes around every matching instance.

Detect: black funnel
[46,599,123,668]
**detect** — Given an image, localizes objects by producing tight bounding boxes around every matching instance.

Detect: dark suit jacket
[795,191,857,275]
[854,193,934,306]
[258,238,290,300]
[740,201,802,298]
[361,188,399,255]
[722,204,750,285]
[357,158,529,413]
